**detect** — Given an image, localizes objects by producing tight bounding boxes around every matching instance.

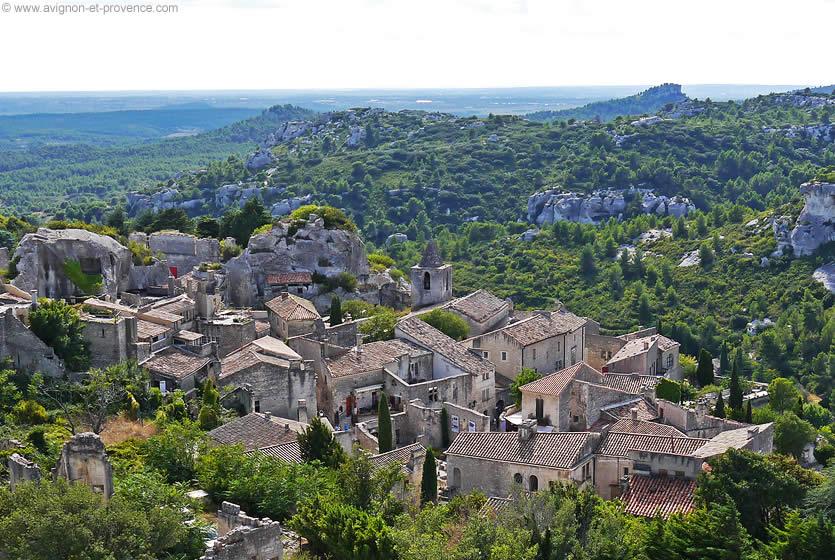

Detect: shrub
[419,309,469,341]
[62,259,103,295]
[656,378,682,403]
[128,240,153,266]
[289,205,357,232]
[13,399,49,425]
[219,239,242,261]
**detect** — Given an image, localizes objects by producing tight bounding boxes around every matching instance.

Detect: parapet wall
[202,502,283,560]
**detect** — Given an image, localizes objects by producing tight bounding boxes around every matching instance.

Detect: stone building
[392,399,491,450]
[52,432,114,500]
[656,399,748,438]
[8,453,41,490]
[218,336,316,421]
[442,289,512,335]
[147,231,220,278]
[200,311,257,358]
[510,362,660,432]
[446,422,598,497]
[465,310,587,381]
[80,311,142,370]
[369,442,427,503]
[143,345,217,394]
[410,241,453,309]
[585,326,681,380]
[208,412,308,454]
[265,292,321,340]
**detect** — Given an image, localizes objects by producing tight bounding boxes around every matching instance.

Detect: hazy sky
[1,0,833,92]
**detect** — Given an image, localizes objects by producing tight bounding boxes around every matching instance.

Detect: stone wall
[149,232,220,274]
[393,400,490,449]
[82,314,131,370]
[200,317,256,358]
[218,361,317,422]
[52,432,113,499]
[8,453,41,490]
[0,308,66,377]
[202,501,282,560]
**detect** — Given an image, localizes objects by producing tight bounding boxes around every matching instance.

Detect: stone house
[52,432,114,500]
[395,316,497,417]
[513,362,653,432]
[200,311,257,358]
[208,411,308,456]
[143,345,217,394]
[445,421,598,498]
[0,305,67,377]
[392,399,491,450]
[265,271,314,299]
[218,336,316,421]
[656,399,748,438]
[265,292,321,340]
[410,241,453,309]
[465,310,587,381]
[80,311,143,370]
[369,442,428,503]
[442,289,512,335]
[586,326,681,380]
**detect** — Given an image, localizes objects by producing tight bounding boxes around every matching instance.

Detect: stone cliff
[527,188,695,225]
[789,180,835,256]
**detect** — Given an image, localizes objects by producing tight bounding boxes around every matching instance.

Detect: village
[0,212,781,559]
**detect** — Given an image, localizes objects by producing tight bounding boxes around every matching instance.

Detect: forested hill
[525,83,689,122]
[0,104,314,220]
[122,91,835,248]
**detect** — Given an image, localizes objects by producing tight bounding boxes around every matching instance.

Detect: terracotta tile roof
[174,330,203,342]
[139,308,183,325]
[691,423,772,459]
[370,442,425,473]
[607,334,678,364]
[255,321,270,336]
[143,346,211,379]
[657,335,680,351]
[325,340,418,378]
[520,362,602,397]
[153,296,195,317]
[266,272,313,285]
[621,474,696,518]
[600,373,659,394]
[607,419,686,437]
[596,433,709,458]
[208,412,304,451]
[500,311,586,347]
[136,319,170,340]
[599,398,658,424]
[396,316,494,378]
[265,293,320,321]
[446,290,509,323]
[481,496,513,517]
[446,431,594,470]
[250,441,303,463]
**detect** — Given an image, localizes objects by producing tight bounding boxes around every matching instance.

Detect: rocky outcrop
[789,180,835,256]
[246,148,277,171]
[224,215,370,308]
[764,123,835,143]
[12,228,132,299]
[527,188,694,225]
[346,126,366,148]
[270,195,312,217]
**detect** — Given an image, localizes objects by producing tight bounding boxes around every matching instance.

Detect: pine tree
[197,379,221,430]
[714,392,726,418]
[330,295,343,325]
[729,357,743,411]
[420,448,437,505]
[377,393,393,453]
[696,348,714,387]
[580,245,597,275]
[745,400,753,423]
[298,416,346,467]
[440,407,450,449]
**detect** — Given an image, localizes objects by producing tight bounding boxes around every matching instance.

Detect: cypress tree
[330,295,343,325]
[420,448,437,505]
[729,358,743,411]
[377,393,393,453]
[719,342,730,375]
[745,400,753,423]
[714,391,726,418]
[696,348,714,387]
[440,407,450,449]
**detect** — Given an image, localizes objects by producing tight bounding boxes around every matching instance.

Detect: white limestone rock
[270,195,312,217]
[789,181,835,256]
[528,188,692,225]
[245,148,276,171]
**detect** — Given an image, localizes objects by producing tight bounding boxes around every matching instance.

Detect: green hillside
[526,83,688,122]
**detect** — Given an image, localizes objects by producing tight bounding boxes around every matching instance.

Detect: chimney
[356,333,364,353]
[297,399,309,424]
[518,418,537,442]
[630,407,638,421]
[284,423,290,432]
[167,275,176,297]
[643,340,649,351]
[263,411,272,421]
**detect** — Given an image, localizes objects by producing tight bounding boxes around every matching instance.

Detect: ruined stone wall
[0,308,65,377]
[201,318,255,358]
[8,453,41,490]
[52,432,113,499]
[585,333,626,371]
[218,361,316,421]
[203,502,282,560]
[82,315,129,370]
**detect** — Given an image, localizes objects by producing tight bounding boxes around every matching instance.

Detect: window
[659,469,668,477]
[666,354,674,369]
[529,475,539,492]
[482,388,491,402]
[501,351,507,361]
[428,387,439,402]
[423,272,431,290]
[254,400,261,412]
[101,328,106,338]
[555,360,563,370]
[452,386,458,401]
[623,467,629,476]
[600,350,607,359]
[482,370,490,381]
[582,463,591,480]
[535,398,544,422]
[675,471,685,478]
[482,351,489,359]
[572,415,579,423]
[570,346,577,365]
[514,473,523,485]
[532,348,537,360]
[395,429,401,445]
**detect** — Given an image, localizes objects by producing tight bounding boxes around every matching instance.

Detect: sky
[0,0,833,92]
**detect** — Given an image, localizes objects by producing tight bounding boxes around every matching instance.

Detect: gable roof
[607,418,686,437]
[143,346,211,379]
[249,441,303,464]
[324,339,418,378]
[600,373,659,394]
[499,311,586,347]
[396,316,493,378]
[621,474,696,518]
[599,397,659,424]
[596,432,709,458]
[370,442,426,474]
[207,412,304,451]
[445,290,509,323]
[520,362,602,397]
[266,272,313,285]
[136,319,171,340]
[691,423,772,459]
[446,431,594,470]
[608,334,679,364]
[220,337,304,379]
[265,293,320,321]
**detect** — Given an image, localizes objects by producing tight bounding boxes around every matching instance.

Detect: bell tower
[410,241,453,309]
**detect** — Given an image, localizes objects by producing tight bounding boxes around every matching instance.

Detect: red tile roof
[325,340,418,378]
[445,290,509,323]
[596,433,709,458]
[446,431,594,470]
[249,441,303,464]
[600,373,659,394]
[143,347,211,379]
[208,413,304,451]
[500,311,586,346]
[265,293,320,321]
[621,474,696,518]
[607,419,686,437]
[266,272,313,285]
[520,362,602,397]
[397,316,494,379]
